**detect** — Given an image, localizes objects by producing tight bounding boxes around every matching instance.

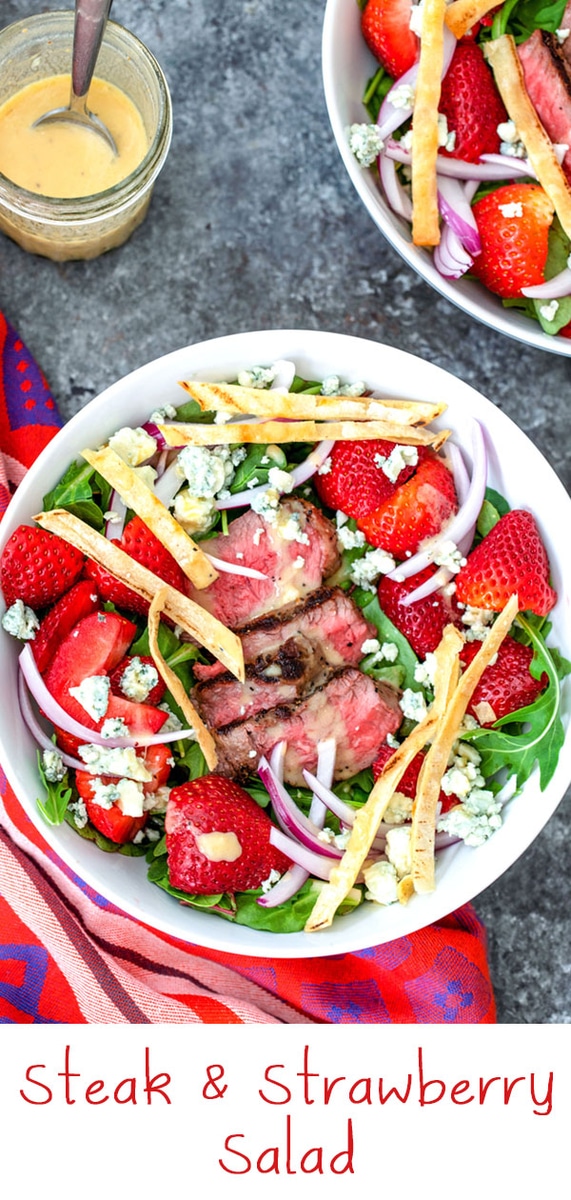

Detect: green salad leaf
[352,587,422,691]
[462,616,571,790]
[43,460,112,531]
[491,0,568,41]
[36,752,72,827]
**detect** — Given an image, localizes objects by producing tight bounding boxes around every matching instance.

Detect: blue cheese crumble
[119,657,159,702]
[320,374,366,397]
[176,445,230,498]
[237,365,278,388]
[68,675,110,721]
[363,861,399,905]
[348,124,384,168]
[2,599,40,641]
[78,744,152,781]
[350,547,397,589]
[437,790,502,847]
[399,688,428,722]
[100,716,130,740]
[374,444,418,484]
[42,747,66,783]
[108,426,157,466]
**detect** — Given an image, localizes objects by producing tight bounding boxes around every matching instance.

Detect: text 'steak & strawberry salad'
[352,0,571,338]
[1,359,567,933]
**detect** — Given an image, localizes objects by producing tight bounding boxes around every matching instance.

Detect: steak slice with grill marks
[188,497,340,628]
[213,668,402,786]
[517,30,571,183]
[193,635,330,729]
[193,586,376,682]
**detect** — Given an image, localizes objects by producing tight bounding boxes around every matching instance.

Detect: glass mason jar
[0,12,173,261]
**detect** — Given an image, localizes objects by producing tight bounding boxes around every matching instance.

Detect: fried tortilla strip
[445,0,498,39]
[81,446,217,590]
[305,624,463,932]
[148,588,217,770]
[180,380,448,425]
[411,0,447,246]
[484,35,571,240]
[411,593,519,894]
[158,419,450,450]
[397,875,415,905]
[33,509,245,682]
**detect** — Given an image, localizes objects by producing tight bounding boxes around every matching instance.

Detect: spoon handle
[71,0,114,102]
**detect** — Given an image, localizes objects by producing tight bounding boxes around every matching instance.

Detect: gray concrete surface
[0,0,569,1022]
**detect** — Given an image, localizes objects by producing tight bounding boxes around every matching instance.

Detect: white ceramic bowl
[322,0,571,357]
[1,329,569,958]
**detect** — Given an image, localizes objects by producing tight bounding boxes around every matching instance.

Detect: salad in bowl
[0,330,569,957]
[323,0,571,352]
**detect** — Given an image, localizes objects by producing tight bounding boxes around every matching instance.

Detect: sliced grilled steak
[188,497,340,627]
[517,31,571,182]
[194,635,330,728]
[193,586,376,681]
[213,668,402,786]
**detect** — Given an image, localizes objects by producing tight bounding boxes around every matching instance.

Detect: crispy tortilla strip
[158,419,450,450]
[411,0,447,247]
[445,0,498,39]
[148,588,217,770]
[33,509,245,682]
[180,380,448,425]
[411,594,519,894]
[305,624,463,932]
[82,446,217,591]
[484,35,571,240]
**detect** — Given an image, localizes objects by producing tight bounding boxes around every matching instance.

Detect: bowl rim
[1,327,570,958]
[321,0,571,359]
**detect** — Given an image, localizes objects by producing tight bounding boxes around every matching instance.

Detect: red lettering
[418,1047,445,1105]
[451,1081,474,1105]
[379,1075,412,1104]
[324,1076,346,1104]
[301,1146,323,1174]
[297,1045,318,1106]
[20,1064,52,1105]
[257,1146,280,1174]
[504,1077,526,1104]
[86,1080,108,1104]
[219,1134,251,1174]
[531,1072,553,1117]
[57,1045,80,1105]
[331,1120,354,1174]
[348,1078,372,1105]
[144,1046,171,1104]
[114,1077,137,1104]
[259,1065,291,1105]
[479,1076,501,1103]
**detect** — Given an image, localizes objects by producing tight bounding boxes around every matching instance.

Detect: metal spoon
[34,0,117,155]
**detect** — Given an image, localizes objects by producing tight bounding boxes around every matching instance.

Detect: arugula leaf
[174,399,216,424]
[352,587,421,690]
[463,616,571,790]
[36,752,72,826]
[175,741,209,780]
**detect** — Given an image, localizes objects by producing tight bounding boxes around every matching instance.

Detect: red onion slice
[203,552,269,581]
[522,267,571,300]
[387,420,486,585]
[18,672,85,772]
[269,826,335,880]
[258,756,342,859]
[308,738,336,827]
[437,176,481,255]
[154,460,182,507]
[385,140,532,181]
[104,490,127,540]
[379,151,413,220]
[433,223,474,279]
[377,26,455,142]
[19,647,195,749]
[302,769,356,826]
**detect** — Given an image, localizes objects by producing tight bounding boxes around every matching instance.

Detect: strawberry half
[314,439,428,521]
[43,610,137,729]
[84,516,188,616]
[75,772,148,844]
[438,40,507,163]
[361,0,418,80]
[1,525,85,609]
[378,566,463,658]
[460,635,548,725]
[455,509,556,616]
[165,776,291,895]
[32,580,100,673]
[372,744,454,811]
[471,183,554,299]
[358,455,458,558]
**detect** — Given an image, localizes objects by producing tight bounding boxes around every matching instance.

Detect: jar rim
[0,12,173,221]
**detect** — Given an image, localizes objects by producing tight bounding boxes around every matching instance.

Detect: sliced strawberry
[1,524,85,609]
[104,693,167,737]
[32,581,100,673]
[109,654,166,706]
[139,743,172,794]
[165,775,291,895]
[314,439,428,521]
[455,509,556,615]
[43,610,137,728]
[438,40,507,163]
[471,183,554,299]
[122,517,187,593]
[373,743,454,811]
[76,772,147,844]
[460,635,548,725]
[378,566,463,658]
[358,455,458,558]
[83,554,149,617]
[361,0,418,80]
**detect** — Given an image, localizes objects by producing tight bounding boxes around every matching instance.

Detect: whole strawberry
[460,635,548,725]
[439,40,507,163]
[378,566,462,658]
[314,439,426,520]
[455,509,556,615]
[1,524,85,609]
[361,0,418,80]
[471,183,554,299]
[358,455,457,558]
[165,775,291,895]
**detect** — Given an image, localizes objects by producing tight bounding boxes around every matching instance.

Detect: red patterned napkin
[0,311,496,1024]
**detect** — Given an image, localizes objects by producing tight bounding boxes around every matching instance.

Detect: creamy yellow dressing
[0,74,148,198]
